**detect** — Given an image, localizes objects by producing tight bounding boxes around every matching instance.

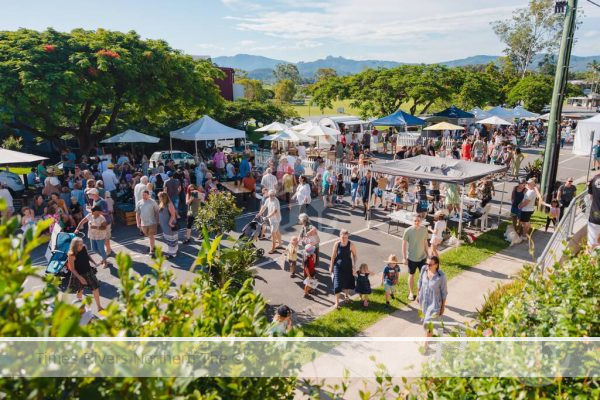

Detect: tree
[587,60,600,94]
[218,99,299,127]
[0,28,224,154]
[236,78,271,102]
[194,191,241,236]
[492,0,563,78]
[274,79,297,103]
[307,75,345,112]
[273,63,300,84]
[0,201,297,398]
[453,69,501,109]
[507,73,581,112]
[314,67,337,82]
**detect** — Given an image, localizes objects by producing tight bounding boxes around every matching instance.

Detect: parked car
[149,151,196,168]
[0,169,25,196]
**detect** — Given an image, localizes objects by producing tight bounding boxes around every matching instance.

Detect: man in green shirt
[402,215,429,301]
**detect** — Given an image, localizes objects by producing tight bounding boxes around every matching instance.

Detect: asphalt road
[25,145,592,323]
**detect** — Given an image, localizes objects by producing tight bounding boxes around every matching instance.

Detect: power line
[586,0,600,8]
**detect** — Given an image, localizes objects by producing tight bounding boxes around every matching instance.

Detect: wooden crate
[117,210,137,226]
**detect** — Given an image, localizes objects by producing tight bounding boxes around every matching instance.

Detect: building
[567,92,600,109]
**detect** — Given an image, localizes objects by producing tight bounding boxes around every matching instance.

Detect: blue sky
[0,0,599,63]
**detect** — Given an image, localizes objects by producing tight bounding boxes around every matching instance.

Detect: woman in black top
[68,237,103,311]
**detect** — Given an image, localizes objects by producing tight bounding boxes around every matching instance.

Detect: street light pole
[541,0,578,203]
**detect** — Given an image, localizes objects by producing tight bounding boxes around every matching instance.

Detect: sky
[0,0,599,63]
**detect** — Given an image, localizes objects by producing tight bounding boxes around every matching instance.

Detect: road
[25,146,592,323]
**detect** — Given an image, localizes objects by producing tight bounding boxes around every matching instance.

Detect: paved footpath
[296,231,548,398]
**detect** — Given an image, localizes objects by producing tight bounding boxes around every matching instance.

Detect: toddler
[303,245,318,298]
[381,254,400,306]
[355,263,372,307]
[285,237,299,278]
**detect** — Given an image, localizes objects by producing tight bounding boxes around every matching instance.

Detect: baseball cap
[108,163,114,169]
[91,205,102,212]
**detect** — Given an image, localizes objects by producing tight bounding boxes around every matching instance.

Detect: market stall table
[387,209,429,234]
[220,181,252,195]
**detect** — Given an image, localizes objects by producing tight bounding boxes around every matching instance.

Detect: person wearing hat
[518,178,538,241]
[259,189,282,254]
[101,162,119,198]
[298,213,320,264]
[74,204,108,267]
[268,305,292,336]
[381,254,401,306]
[402,214,429,301]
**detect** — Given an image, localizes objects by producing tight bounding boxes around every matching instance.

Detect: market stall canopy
[539,113,550,121]
[487,106,516,120]
[0,148,47,165]
[260,130,315,143]
[573,114,600,156]
[370,155,507,185]
[470,107,492,121]
[100,129,159,144]
[300,124,341,137]
[170,115,245,141]
[290,120,315,131]
[255,122,290,132]
[423,122,465,131]
[512,106,539,119]
[433,106,474,119]
[370,110,427,126]
[477,116,514,126]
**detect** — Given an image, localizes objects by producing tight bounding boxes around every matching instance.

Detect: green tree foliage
[273,63,300,84]
[236,78,271,102]
[0,201,296,398]
[507,73,581,112]
[492,0,563,78]
[274,79,297,103]
[313,67,337,82]
[218,99,299,128]
[453,69,501,109]
[194,192,241,236]
[307,75,346,112]
[413,251,600,398]
[0,135,23,150]
[0,28,224,154]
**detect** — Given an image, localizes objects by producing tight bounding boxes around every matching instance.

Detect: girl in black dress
[355,263,372,307]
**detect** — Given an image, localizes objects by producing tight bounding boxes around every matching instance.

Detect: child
[381,254,400,306]
[104,191,114,220]
[428,212,447,256]
[268,305,292,336]
[303,245,318,298]
[69,196,83,225]
[541,199,561,232]
[285,237,299,278]
[335,173,345,204]
[355,263,372,307]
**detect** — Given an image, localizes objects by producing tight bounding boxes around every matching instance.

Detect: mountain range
[210,54,600,82]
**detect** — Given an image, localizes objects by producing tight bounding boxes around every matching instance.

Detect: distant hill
[210,53,600,82]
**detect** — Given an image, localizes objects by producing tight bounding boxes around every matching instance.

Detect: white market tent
[477,116,514,126]
[100,129,160,144]
[513,106,539,119]
[300,124,341,137]
[487,106,516,120]
[573,114,600,156]
[255,122,290,132]
[169,115,246,155]
[260,130,315,143]
[0,148,47,165]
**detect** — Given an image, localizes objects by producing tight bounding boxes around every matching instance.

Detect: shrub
[194,191,241,236]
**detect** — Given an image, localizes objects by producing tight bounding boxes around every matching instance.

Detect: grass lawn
[301,225,509,337]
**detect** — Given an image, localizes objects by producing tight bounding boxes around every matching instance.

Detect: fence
[535,191,589,277]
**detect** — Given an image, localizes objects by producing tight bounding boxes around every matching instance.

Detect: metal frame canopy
[0,148,47,165]
[170,115,245,141]
[370,110,427,127]
[100,129,159,144]
[370,155,507,185]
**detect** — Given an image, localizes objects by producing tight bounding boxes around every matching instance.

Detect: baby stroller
[240,214,266,257]
[45,230,79,291]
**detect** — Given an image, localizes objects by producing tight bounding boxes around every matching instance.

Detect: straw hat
[384,254,400,264]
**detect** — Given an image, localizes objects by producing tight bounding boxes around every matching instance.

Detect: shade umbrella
[255,122,290,132]
[300,124,341,137]
[100,129,160,144]
[291,121,315,131]
[477,116,514,126]
[260,130,315,143]
[0,148,47,165]
[423,122,465,131]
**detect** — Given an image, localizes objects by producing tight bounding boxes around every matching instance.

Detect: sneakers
[408,294,416,301]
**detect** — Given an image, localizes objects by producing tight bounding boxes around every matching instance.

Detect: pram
[240,214,266,257]
[45,230,79,290]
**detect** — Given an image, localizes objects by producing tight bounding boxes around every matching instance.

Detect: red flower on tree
[96,49,121,59]
[43,44,56,53]
[87,67,99,77]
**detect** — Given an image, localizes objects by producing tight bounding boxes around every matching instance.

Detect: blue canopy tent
[432,106,474,120]
[487,106,516,120]
[470,107,493,121]
[370,110,427,127]
[512,106,539,119]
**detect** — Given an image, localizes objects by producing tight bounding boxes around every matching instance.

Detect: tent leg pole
[458,184,465,246]
[170,137,173,152]
[195,140,198,158]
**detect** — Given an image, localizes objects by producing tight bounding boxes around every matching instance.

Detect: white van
[149,151,195,168]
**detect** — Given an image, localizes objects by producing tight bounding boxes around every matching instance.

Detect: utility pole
[541,0,578,203]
